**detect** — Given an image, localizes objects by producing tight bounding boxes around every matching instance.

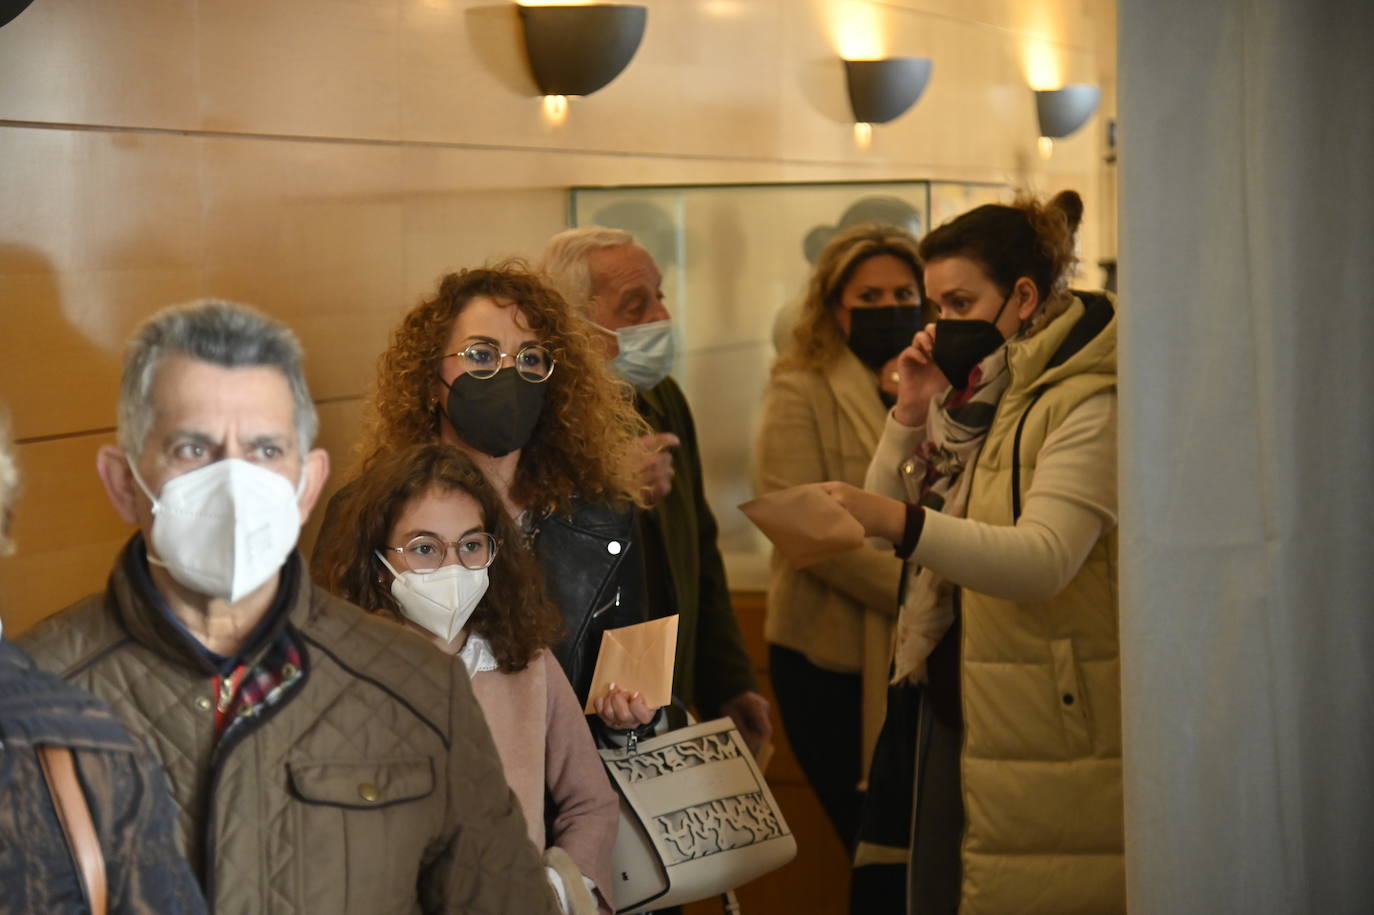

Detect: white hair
[538,226,636,317]
[0,410,18,557]
[117,299,319,457]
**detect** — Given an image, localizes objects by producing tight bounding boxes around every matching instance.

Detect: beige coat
[19,541,558,915]
[754,347,904,770]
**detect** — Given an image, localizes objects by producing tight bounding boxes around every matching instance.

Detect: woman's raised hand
[894,323,947,428]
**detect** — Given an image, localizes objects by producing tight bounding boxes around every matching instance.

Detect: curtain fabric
[1118,1,1374,911]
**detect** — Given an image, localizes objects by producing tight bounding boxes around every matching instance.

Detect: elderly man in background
[19,301,557,914]
[541,228,771,752]
[0,410,208,914]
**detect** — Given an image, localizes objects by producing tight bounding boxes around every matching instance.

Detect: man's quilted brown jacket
[19,539,558,915]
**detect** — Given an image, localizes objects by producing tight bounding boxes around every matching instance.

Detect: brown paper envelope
[583,615,679,714]
[739,484,865,568]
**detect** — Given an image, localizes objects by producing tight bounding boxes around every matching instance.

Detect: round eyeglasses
[444,341,555,383]
[381,532,500,573]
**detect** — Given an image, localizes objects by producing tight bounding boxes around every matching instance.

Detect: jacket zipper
[200,630,310,912]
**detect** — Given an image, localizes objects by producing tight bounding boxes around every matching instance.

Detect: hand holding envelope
[583,615,679,715]
[738,483,866,568]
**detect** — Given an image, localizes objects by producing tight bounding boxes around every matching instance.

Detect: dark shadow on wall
[464,5,542,98]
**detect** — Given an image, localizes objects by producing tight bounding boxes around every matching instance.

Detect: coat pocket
[288,756,435,809]
[1049,639,1093,757]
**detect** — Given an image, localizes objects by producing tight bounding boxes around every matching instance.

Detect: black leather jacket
[534,500,647,705]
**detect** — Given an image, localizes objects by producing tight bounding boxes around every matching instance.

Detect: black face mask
[932,291,1014,389]
[846,305,923,370]
[442,367,547,457]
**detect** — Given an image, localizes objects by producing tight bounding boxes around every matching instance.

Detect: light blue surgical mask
[598,319,676,391]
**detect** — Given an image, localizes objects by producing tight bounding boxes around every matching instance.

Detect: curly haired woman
[313,443,618,914]
[318,262,654,729]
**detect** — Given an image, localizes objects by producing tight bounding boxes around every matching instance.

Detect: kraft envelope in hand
[739,483,865,568]
[583,615,679,714]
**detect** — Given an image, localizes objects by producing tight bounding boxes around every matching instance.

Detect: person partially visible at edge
[751,224,921,853]
[17,301,559,914]
[313,442,619,915]
[0,409,207,915]
[319,263,657,733]
[825,191,1123,914]
[540,227,772,754]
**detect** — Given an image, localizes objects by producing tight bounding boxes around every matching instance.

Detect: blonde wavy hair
[774,224,922,374]
[357,261,649,515]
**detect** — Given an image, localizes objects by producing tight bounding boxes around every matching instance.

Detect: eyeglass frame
[441,340,557,383]
[378,532,502,573]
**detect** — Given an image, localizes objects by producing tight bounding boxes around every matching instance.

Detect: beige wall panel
[299,397,366,562]
[0,0,198,128]
[0,266,205,442]
[0,128,201,274]
[197,0,402,139]
[400,0,544,145]
[198,138,410,402]
[0,432,128,636]
[402,0,790,160]
[400,187,568,302]
[1,128,201,440]
[874,0,1101,51]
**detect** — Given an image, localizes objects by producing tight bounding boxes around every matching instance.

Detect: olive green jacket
[635,376,757,716]
[19,539,558,915]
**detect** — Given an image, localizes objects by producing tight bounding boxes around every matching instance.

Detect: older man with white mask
[20,301,557,914]
[541,229,771,753]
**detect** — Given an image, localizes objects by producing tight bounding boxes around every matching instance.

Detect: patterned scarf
[891,343,1013,685]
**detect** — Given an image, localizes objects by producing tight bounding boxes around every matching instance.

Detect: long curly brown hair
[357,261,648,514]
[774,224,923,375]
[311,442,563,672]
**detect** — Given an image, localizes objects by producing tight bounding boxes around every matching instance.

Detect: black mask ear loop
[990,286,1015,337]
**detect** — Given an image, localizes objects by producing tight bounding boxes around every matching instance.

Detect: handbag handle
[38,744,109,915]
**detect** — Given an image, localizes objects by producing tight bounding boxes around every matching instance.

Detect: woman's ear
[1014,277,1041,321]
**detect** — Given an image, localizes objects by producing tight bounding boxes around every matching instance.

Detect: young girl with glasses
[312,442,618,915]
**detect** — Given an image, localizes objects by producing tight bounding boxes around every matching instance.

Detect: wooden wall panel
[0,432,128,634]
[0,0,1116,666]
[0,0,198,128]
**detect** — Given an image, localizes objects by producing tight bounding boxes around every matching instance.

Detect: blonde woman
[753,225,922,852]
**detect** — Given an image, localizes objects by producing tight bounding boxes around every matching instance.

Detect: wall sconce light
[1034,84,1102,155]
[844,57,933,128]
[518,4,647,102]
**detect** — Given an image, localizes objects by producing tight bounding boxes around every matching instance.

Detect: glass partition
[570,180,1005,589]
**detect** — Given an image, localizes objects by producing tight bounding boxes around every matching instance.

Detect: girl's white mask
[376,552,488,645]
[128,457,305,603]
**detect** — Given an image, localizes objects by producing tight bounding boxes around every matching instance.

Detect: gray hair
[0,410,18,557]
[117,299,319,457]
[539,226,636,318]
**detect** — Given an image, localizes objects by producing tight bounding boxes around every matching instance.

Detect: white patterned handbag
[600,716,796,913]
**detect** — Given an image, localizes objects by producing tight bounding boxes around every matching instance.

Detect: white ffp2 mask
[129,457,305,603]
[376,553,489,645]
